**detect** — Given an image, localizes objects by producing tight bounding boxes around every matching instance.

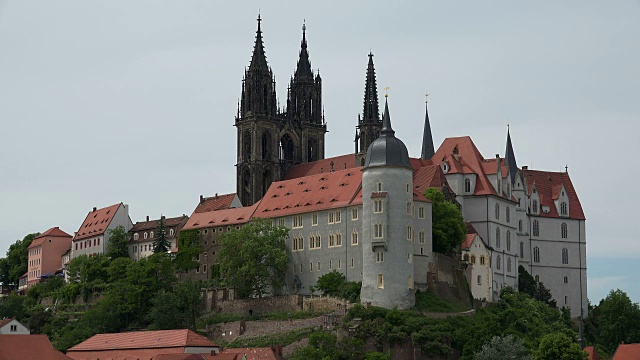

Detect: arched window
[533,247,540,263]
[495,204,500,220]
[480,256,486,265]
[506,231,511,251]
[496,228,501,248]
[533,220,539,237]
[507,257,512,272]
[477,275,482,285]
[506,207,510,223]
[144,232,148,239]
[562,248,569,264]
[169,229,174,236]
[535,275,540,282]
[134,233,139,240]
[561,223,568,239]
[496,255,502,270]
[465,178,471,193]
[150,231,154,239]
[470,255,476,264]
[520,241,524,258]
[463,254,470,262]
[561,202,568,216]
[532,200,538,213]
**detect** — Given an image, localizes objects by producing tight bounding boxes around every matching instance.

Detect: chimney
[522,166,528,170]
[93,207,97,212]
[330,161,335,172]
[215,193,218,198]
[200,195,204,204]
[320,167,323,173]
[146,216,149,222]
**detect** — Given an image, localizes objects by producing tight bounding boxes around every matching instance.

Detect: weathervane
[425,91,430,103]
[384,86,390,98]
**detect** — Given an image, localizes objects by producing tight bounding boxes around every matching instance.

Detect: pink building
[27,227,72,288]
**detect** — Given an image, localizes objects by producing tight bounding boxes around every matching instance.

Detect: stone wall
[214,295,303,316]
[427,253,472,308]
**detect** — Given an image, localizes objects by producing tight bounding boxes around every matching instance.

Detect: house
[584,346,600,360]
[461,223,493,301]
[612,343,640,360]
[0,334,71,360]
[0,318,30,334]
[17,272,27,294]
[129,215,189,260]
[60,246,71,280]
[27,227,72,288]
[66,329,220,360]
[221,346,283,360]
[71,203,133,260]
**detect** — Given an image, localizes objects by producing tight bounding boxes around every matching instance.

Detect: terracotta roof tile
[184,202,259,231]
[194,193,239,213]
[613,343,640,360]
[73,203,122,241]
[130,216,188,233]
[28,227,72,249]
[68,329,217,352]
[524,169,585,220]
[222,347,279,360]
[0,334,72,360]
[284,154,357,180]
[584,346,599,360]
[413,164,447,197]
[0,318,15,328]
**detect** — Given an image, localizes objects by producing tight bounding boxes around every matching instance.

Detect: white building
[462,224,493,301]
[0,318,30,335]
[71,203,133,260]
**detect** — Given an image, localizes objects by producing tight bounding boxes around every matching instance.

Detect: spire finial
[425,91,430,103]
[303,19,306,33]
[384,86,390,98]
[565,164,568,173]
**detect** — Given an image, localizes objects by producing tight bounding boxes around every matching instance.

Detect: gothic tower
[355,52,382,166]
[420,96,435,160]
[285,22,326,165]
[236,15,282,206]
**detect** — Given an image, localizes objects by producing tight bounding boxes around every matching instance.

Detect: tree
[106,225,129,259]
[423,188,465,253]
[0,232,40,286]
[518,265,557,308]
[534,333,587,360]
[173,229,202,273]
[311,270,361,302]
[594,289,640,354]
[153,216,170,253]
[217,218,289,298]
[148,279,203,331]
[474,335,533,360]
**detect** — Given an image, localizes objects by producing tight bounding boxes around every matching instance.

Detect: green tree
[534,333,587,360]
[423,188,465,253]
[594,289,640,354]
[311,270,361,302]
[153,216,170,253]
[148,279,203,330]
[217,218,289,298]
[0,232,40,286]
[106,225,129,259]
[173,229,202,273]
[0,292,28,320]
[474,335,533,360]
[518,265,557,308]
[66,254,111,300]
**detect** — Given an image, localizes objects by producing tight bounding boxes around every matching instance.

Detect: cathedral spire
[421,94,435,160]
[505,126,518,184]
[294,21,313,79]
[249,14,269,72]
[380,95,394,136]
[362,52,380,123]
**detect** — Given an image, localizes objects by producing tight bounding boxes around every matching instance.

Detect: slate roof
[73,203,122,241]
[194,193,239,213]
[68,329,217,352]
[28,227,72,249]
[523,169,585,220]
[0,334,72,360]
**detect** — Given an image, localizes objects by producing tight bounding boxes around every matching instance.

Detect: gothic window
[243,131,252,161]
[463,253,470,262]
[561,223,568,239]
[496,228,501,248]
[496,255,502,270]
[533,220,540,237]
[562,248,569,264]
[351,231,358,245]
[506,207,510,223]
[279,134,294,161]
[561,202,568,216]
[352,208,358,220]
[242,169,251,203]
[520,241,524,258]
[506,231,511,251]
[262,168,272,198]
[480,256,486,265]
[533,247,540,263]
[465,178,471,193]
[470,255,476,264]
[532,200,538,213]
[418,206,425,219]
[307,136,318,162]
[507,257,512,272]
[419,231,425,244]
[495,204,500,220]
[376,251,384,262]
[144,232,148,239]
[261,131,271,160]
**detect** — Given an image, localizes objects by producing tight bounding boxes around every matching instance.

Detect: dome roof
[364,98,412,169]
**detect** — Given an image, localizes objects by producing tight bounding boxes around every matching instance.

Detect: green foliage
[148,279,203,330]
[0,292,28,319]
[27,276,65,301]
[173,229,202,272]
[365,352,390,360]
[106,226,129,259]
[413,290,470,313]
[217,218,289,298]
[0,232,40,286]
[224,327,319,349]
[585,289,640,355]
[153,216,171,253]
[474,335,533,360]
[518,266,557,308]
[66,254,111,301]
[533,332,587,360]
[311,270,361,302]
[423,188,465,253]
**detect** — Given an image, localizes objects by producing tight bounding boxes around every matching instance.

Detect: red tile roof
[194,193,239,213]
[183,202,260,231]
[284,154,358,180]
[0,318,15,328]
[461,233,476,250]
[584,346,599,360]
[413,164,447,197]
[73,203,122,241]
[0,334,72,360]
[130,215,188,233]
[613,343,640,360]
[68,329,218,352]
[28,227,72,249]
[523,169,585,220]
[154,354,216,360]
[222,347,280,360]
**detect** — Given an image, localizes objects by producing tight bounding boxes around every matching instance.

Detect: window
[328,211,334,224]
[336,233,342,246]
[419,231,425,244]
[495,204,500,220]
[407,225,414,241]
[169,229,174,236]
[150,231,154,238]
[408,275,413,289]
[465,178,471,193]
[317,261,321,271]
[374,224,384,238]
[561,223,568,239]
[533,247,540,263]
[406,184,410,193]
[134,233,139,240]
[351,231,358,245]
[278,218,285,227]
[10,325,17,332]
[520,242,524,258]
[407,202,413,215]
[144,232,148,239]
[495,228,500,248]
[506,207,510,223]
[477,275,482,285]
[315,235,321,249]
[506,231,511,251]
[352,207,358,220]
[310,263,313,272]
[377,274,384,289]
[374,200,383,213]
[562,248,569,264]
[376,251,384,262]
[480,256,485,265]
[293,215,303,228]
[518,220,523,233]
[335,211,341,223]
[309,235,321,249]
[338,260,341,269]
[507,257,512,272]
[351,258,354,268]
[532,200,538,213]
[471,255,476,264]
[292,236,304,251]
[560,202,567,216]
[328,234,335,247]
[418,206,425,219]
[203,264,207,273]
[535,275,540,282]
[533,220,539,237]
[377,182,382,192]
[463,253,470,262]
[312,213,318,226]
[564,276,569,284]
[565,296,568,305]
[329,260,333,270]
[498,181,501,194]
[496,255,502,270]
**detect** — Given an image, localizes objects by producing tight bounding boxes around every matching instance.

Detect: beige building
[128,215,189,260]
[462,224,493,301]
[27,227,72,288]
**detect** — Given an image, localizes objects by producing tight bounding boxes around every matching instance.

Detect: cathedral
[215,16,587,316]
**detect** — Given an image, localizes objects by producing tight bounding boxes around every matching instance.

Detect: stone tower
[360,96,415,310]
[355,52,382,166]
[236,17,326,206]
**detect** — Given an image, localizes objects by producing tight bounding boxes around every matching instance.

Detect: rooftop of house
[73,203,122,241]
[68,329,218,352]
[184,201,260,231]
[130,215,188,234]
[524,168,585,220]
[194,193,239,213]
[613,343,640,360]
[28,227,72,249]
[0,318,16,328]
[0,334,71,360]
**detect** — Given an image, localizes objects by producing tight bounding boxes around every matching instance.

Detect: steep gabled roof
[68,329,217,352]
[284,154,357,180]
[28,227,72,249]
[612,343,640,360]
[184,202,259,231]
[194,193,239,213]
[130,215,188,233]
[73,203,122,241]
[0,334,71,360]
[413,164,447,197]
[523,169,585,220]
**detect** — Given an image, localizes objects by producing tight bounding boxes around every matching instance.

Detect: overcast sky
[1,1,638,303]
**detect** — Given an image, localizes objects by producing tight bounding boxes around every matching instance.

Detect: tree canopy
[106,226,129,259]
[518,265,557,308]
[474,335,532,360]
[423,187,466,253]
[153,216,170,253]
[533,332,587,360]
[585,289,640,355]
[311,270,361,302]
[0,232,40,286]
[217,218,289,298]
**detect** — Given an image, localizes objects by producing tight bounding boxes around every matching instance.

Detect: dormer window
[144,232,148,239]
[134,233,139,240]
[442,162,449,173]
[532,200,538,213]
[560,202,568,216]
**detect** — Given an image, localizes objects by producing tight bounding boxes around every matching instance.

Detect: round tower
[360,96,415,309]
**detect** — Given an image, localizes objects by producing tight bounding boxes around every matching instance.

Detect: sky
[0,1,638,304]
